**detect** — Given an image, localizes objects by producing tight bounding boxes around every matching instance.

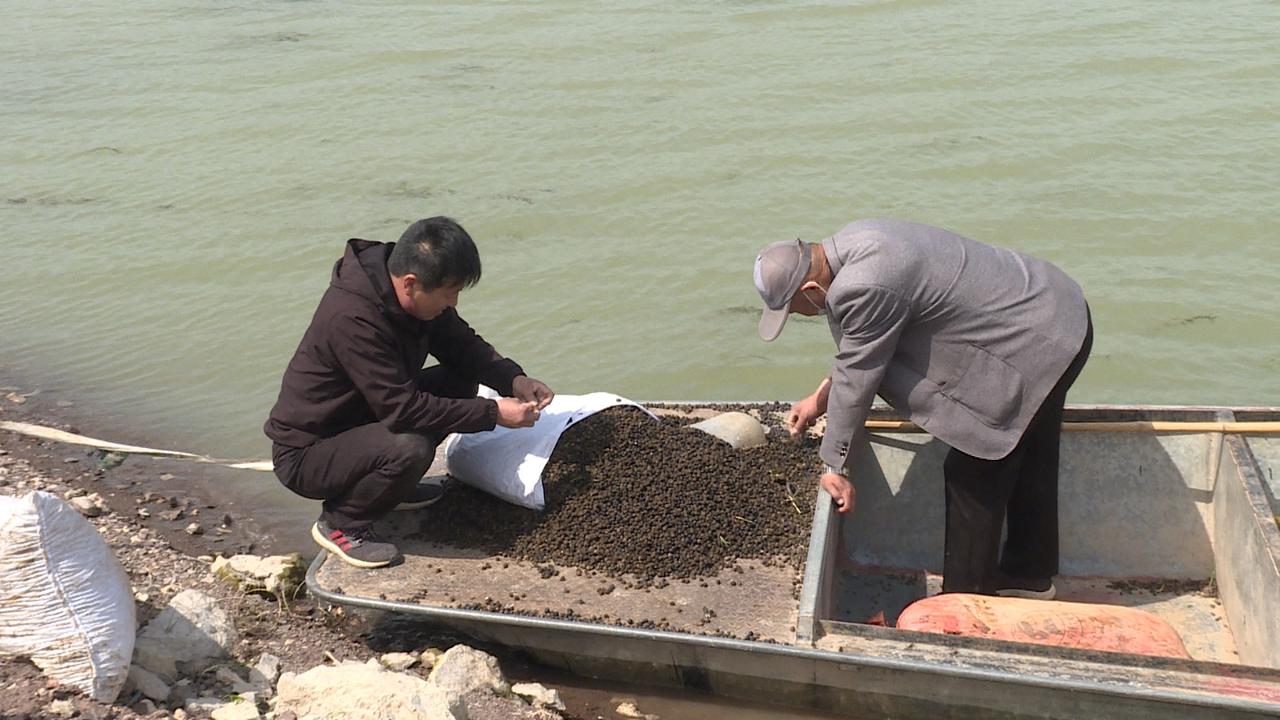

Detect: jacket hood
[331,239,406,319]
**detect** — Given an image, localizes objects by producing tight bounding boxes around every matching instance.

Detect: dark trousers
[272,366,478,529]
[941,313,1093,594]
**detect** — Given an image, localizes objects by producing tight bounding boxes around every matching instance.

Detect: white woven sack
[445,389,657,510]
[0,491,135,702]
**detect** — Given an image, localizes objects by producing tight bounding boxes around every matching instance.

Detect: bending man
[753,219,1091,598]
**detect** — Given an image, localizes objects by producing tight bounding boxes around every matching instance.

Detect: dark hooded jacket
[264,239,524,449]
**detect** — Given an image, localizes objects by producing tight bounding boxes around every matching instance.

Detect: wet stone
[412,406,819,583]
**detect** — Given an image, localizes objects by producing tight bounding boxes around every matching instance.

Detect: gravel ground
[0,391,584,720]
[0,412,393,719]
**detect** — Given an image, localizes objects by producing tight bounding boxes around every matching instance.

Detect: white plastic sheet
[0,492,136,702]
[444,390,657,510]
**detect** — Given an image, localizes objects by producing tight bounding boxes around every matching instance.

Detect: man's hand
[820,471,856,514]
[512,375,555,410]
[787,394,824,440]
[496,397,541,428]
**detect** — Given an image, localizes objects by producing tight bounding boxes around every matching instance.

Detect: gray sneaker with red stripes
[311,519,401,568]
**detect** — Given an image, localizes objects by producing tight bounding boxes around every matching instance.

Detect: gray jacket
[819,219,1089,469]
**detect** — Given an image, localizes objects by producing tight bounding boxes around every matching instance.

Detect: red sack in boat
[896,593,1191,659]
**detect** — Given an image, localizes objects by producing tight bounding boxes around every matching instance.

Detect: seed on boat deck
[413,406,818,583]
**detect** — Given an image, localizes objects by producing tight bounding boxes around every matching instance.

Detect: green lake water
[3,0,1278,459]
[3,3,1279,714]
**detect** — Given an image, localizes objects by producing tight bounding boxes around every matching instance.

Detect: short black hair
[387,216,482,290]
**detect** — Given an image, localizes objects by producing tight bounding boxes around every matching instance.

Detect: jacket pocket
[941,344,1024,428]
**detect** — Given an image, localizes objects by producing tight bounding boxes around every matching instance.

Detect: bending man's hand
[787,377,831,440]
[820,471,856,514]
[787,395,823,440]
[495,397,540,428]
[512,375,555,410]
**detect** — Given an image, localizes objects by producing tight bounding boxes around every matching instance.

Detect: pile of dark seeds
[412,405,822,583]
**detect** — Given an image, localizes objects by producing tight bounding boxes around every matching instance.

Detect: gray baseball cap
[753,238,811,342]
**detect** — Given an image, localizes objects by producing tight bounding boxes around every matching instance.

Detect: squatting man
[754,219,1092,599]
[265,217,554,569]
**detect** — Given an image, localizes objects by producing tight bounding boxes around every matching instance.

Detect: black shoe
[394,482,446,511]
[312,520,401,569]
[996,574,1057,600]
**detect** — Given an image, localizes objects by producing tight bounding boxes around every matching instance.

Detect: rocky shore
[0,388,657,720]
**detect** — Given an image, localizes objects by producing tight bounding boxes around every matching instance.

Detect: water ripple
[2,0,1277,454]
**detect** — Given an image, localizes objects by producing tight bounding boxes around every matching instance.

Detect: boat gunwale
[306,550,1280,714]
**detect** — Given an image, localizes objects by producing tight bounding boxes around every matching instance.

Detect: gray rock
[511,682,565,711]
[248,653,282,690]
[124,664,171,702]
[419,647,446,669]
[169,679,197,708]
[133,590,237,681]
[43,483,71,496]
[213,665,255,694]
[427,645,510,699]
[379,652,419,672]
[616,701,659,720]
[98,451,127,470]
[210,554,305,597]
[69,495,103,517]
[186,697,229,713]
[276,662,462,720]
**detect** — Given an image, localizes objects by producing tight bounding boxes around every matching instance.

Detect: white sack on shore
[0,491,136,702]
[445,389,656,510]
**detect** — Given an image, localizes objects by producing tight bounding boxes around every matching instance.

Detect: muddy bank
[0,378,282,559]
[0,387,577,719]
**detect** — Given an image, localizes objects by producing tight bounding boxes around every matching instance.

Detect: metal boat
[307,404,1280,718]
